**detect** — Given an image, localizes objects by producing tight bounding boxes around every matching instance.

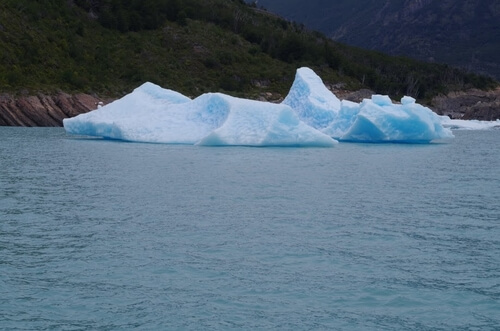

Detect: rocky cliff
[430,88,500,121]
[0,93,106,127]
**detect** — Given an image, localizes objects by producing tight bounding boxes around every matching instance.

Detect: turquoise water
[1,127,499,330]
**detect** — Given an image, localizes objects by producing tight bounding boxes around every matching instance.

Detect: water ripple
[0,128,499,330]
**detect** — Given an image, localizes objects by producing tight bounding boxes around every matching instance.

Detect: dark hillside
[253,0,500,80]
[0,0,497,102]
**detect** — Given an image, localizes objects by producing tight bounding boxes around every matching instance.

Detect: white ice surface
[63,82,336,147]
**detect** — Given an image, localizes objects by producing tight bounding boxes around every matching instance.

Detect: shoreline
[1,88,499,127]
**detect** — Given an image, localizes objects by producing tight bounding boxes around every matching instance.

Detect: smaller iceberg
[337,95,454,143]
[283,68,454,143]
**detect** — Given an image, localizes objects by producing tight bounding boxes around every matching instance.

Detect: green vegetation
[0,0,497,101]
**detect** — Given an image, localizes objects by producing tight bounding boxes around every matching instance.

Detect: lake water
[1,127,499,330]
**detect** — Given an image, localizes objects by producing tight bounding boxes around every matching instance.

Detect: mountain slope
[0,0,496,102]
[253,0,500,80]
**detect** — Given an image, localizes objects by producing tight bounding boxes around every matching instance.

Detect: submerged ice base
[64,67,457,146]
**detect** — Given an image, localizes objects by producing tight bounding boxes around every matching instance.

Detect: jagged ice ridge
[64,67,466,146]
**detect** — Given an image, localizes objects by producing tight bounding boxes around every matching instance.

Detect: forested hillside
[0,0,497,102]
[252,0,500,80]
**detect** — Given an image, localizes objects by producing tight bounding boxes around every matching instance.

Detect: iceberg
[63,83,336,147]
[64,67,456,146]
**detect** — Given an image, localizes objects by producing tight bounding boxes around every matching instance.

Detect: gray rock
[430,88,500,121]
[0,93,110,126]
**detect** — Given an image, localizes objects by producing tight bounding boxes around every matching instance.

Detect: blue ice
[333,95,454,143]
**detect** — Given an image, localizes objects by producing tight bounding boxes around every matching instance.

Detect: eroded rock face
[430,88,500,121]
[0,93,108,126]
